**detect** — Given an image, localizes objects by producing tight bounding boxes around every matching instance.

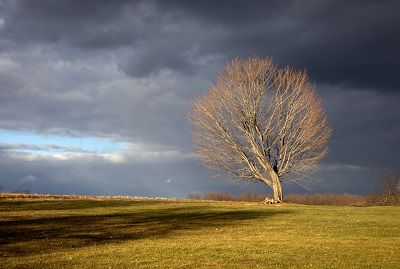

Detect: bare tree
[188,57,331,202]
[380,170,400,204]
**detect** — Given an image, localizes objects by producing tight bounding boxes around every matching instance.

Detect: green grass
[1,197,399,268]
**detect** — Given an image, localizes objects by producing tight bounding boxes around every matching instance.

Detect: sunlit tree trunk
[259,170,282,203]
[271,173,283,202]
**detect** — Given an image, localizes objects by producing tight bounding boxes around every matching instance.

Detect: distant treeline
[187,191,400,206]
[0,193,177,201]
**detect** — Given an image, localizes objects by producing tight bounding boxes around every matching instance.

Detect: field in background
[1,195,400,268]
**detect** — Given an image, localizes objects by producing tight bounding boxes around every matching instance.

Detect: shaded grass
[1,198,399,268]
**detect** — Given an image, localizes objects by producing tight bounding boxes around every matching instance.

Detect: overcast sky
[1,0,399,198]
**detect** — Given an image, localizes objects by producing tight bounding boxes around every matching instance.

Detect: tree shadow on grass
[0,205,293,257]
[0,199,144,212]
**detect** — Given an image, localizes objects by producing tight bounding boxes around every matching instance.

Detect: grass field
[1,196,399,268]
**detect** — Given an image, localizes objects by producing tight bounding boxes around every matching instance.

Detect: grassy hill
[1,195,399,268]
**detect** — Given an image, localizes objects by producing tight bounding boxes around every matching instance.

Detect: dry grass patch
[1,197,399,268]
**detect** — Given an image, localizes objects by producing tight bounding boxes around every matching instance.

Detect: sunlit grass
[1,196,399,268]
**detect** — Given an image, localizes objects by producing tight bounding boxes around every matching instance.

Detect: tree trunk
[261,170,283,204]
[272,182,283,203]
[270,171,283,203]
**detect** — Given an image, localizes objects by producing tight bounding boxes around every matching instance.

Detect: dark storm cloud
[321,88,400,169]
[1,0,204,77]
[155,0,400,91]
[1,0,132,47]
[3,0,399,88]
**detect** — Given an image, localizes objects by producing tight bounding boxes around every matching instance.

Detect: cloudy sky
[1,0,399,198]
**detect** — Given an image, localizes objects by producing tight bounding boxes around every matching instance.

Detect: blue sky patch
[0,129,130,155]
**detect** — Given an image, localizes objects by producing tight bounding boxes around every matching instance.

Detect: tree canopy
[188,57,331,202]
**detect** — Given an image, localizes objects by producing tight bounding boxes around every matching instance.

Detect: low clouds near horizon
[0,0,399,197]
